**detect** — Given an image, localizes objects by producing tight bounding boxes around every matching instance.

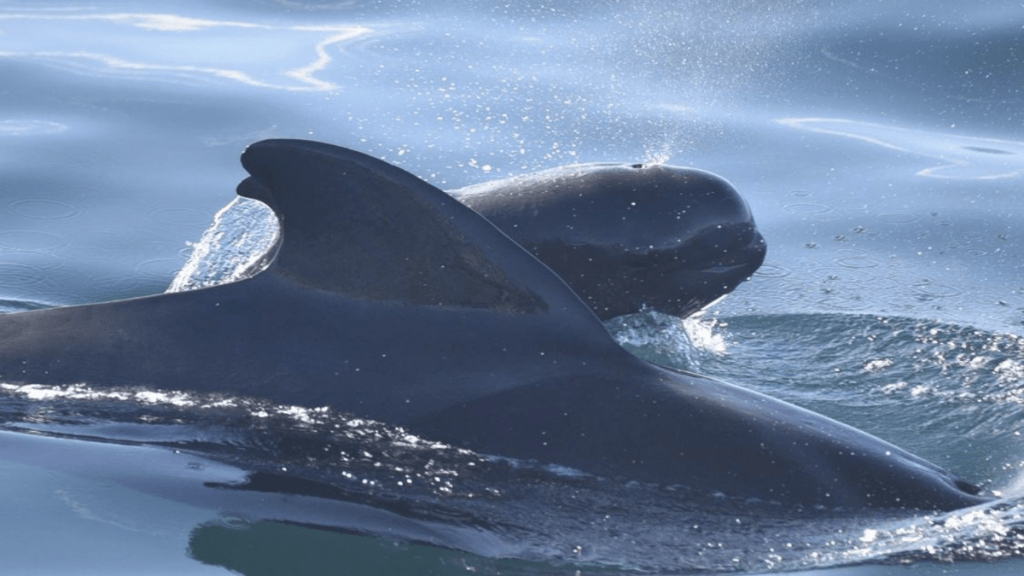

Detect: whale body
[190,161,766,319]
[0,139,987,511]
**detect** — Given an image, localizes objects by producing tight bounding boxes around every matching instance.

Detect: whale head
[453,163,766,319]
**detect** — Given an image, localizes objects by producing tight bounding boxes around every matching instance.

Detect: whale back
[0,139,626,418]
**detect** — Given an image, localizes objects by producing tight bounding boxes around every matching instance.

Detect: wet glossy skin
[0,140,986,511]
[453,163,766,319]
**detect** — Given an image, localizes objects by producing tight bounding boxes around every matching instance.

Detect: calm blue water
[2,1,1024,574]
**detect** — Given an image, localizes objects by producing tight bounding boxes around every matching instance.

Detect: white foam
[0,380,323,420]
[863,358,894,372]
[166,197,278,293]
[681,312,729,356]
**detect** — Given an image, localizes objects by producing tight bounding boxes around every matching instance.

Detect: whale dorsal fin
[237,139,598,319]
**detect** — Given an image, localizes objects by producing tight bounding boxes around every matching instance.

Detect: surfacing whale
[451,165,766,319]
[179,161,766,319]
[0,139,987,511]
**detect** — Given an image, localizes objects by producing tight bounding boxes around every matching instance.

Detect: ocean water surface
[2,1,1024,574]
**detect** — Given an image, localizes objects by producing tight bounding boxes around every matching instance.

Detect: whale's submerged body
[0,139,988,511]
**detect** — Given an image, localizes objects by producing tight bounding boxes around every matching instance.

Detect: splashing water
[167,198,277,293]
[608,308,728,370]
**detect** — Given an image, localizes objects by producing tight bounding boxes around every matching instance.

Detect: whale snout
[682,220,767,272]
[616,221,766,318]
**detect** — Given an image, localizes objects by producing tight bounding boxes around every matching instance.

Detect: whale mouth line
[669,239,767,275]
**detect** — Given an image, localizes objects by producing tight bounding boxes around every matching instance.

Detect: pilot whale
[451,165,766,320]
[0,139,987,511]
[190,161,766,319]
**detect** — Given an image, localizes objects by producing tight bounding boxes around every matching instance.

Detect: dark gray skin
[452,164,766,320]
[0,140,988,511]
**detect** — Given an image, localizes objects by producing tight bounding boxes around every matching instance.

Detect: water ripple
[0,230,68,252]
[9,199,83,220]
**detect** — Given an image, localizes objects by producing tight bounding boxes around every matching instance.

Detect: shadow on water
[188,520,566,576]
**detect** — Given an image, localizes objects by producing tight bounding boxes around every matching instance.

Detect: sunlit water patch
[778,118,1024,180]
[0,9,373,91]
